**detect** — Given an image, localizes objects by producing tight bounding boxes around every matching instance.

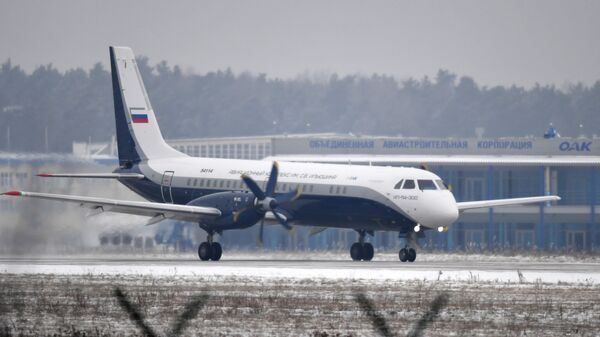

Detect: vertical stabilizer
[110,46,184,167]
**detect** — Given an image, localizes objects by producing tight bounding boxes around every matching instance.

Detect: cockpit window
[394,179,404,189]
[435,179,448,190]
[402,179,415,189]
[417,179,437,190]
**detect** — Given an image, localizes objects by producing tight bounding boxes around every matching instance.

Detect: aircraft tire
[350,242,363,261]
[198,242,212,261]
[362,243,374,261]
[398,248,408,262]
[210,242,222,261]
[407,248,416,262]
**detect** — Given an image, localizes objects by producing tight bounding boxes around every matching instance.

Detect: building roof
[266,154,600,167]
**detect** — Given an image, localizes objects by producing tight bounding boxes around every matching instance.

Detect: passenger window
[335,186,340,194]
[187,178,191,186]
[402,180,415,189]
[394,179,404,189]
[436,179,448,190]
[342,186,347,194]
[309,185,314,193]
[329,186,334,194]
[193,179,198,187]
[219,180,224,188]
[417,179,437,190]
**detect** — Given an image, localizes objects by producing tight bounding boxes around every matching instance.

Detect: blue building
[170,134,600,251]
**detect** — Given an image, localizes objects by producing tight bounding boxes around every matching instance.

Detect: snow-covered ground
[1,268,599,336]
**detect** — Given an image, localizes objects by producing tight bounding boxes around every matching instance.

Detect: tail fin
[109,46,184,168]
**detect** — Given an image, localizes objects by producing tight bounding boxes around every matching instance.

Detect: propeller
[234,162,301,244]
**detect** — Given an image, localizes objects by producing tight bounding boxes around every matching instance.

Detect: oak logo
[559,141,591,152]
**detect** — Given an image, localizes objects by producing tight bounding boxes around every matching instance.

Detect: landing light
[437,226,445,233]
[414,224,421,233]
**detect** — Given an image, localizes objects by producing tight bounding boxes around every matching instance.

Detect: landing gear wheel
[198,242,212,261]
[362,243,374,261]
[210,242,222,261]
[350,242,363,261]
[399,248,408,262]
[407,248,416,262]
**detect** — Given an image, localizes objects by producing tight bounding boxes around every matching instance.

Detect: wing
[37,173,145,179]
[2,191,221,224]
[457,195,560,211]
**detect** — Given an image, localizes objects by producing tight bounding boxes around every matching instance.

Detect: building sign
[273,137,599,156]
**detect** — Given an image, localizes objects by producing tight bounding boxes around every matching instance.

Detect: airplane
[1,46,560,262]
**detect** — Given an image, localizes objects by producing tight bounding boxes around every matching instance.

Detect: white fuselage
[136,156,459,229]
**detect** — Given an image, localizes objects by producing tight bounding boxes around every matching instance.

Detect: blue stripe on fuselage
[117,174,416,232]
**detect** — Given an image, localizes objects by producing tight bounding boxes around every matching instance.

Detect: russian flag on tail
[131,113,149,123]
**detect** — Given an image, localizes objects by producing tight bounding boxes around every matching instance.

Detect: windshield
[417,179,438,190]
[436,179,448,190]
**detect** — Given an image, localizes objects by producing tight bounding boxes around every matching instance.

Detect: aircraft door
[161,171,175,203]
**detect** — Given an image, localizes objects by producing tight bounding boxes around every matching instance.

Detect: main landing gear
[198,230,222,261]
[350,230,374,261]
[398,230,417,262]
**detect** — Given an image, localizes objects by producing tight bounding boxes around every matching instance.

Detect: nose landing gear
[398,230,418,262]
[350,229,374,261]
[398,247,416,262]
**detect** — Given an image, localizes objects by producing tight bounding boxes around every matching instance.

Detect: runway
[2,254,600,283]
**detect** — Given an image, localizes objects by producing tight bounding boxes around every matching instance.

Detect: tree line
[1,57,599,153]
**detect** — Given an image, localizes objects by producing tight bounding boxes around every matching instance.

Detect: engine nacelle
[187,191,262,229]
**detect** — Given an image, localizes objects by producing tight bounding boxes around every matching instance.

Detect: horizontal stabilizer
[37,173,145,179]
[457,195,560,211]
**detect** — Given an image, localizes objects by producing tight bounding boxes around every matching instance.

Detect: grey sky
[1,0,599,87]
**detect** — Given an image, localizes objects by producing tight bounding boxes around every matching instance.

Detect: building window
[186,145,193,155]
[265,143,272,156]
[229,144,235,158]
[258,144,264,159]
[201,145,207,157]
[243,144,250,159]
[236,144,242,159]
[250,144,257,159]
[193,145,200,157]
[223,145,229,158]
[208,145,214,158]
[215,144,221,158]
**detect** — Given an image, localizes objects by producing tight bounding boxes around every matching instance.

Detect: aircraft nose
[438,199,459,226]
[419,193,459,228]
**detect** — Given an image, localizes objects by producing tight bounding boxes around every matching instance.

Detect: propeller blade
[258,220,265,246]
[241,174,266,200]
[274,186,301,205]
[272,211,292,230]
[265,162,279,196]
